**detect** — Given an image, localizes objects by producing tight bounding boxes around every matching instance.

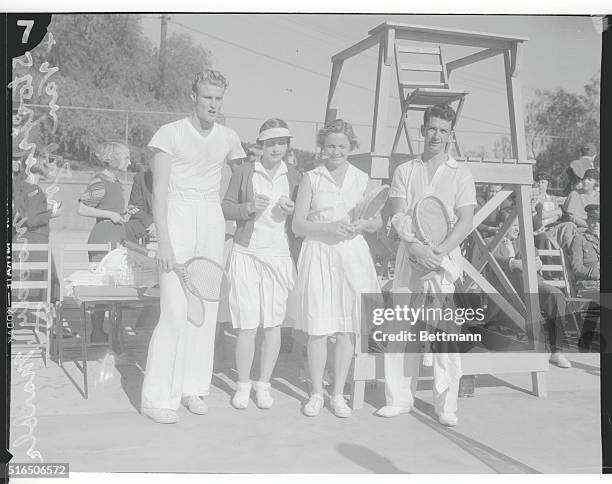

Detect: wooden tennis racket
[351,185,390,222]
[413,195,453,247]
[122,240,229,302]
[411,195,454,280]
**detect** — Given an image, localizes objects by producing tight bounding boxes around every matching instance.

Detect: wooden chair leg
[82,304,88,399]
[350,380,366,409]
[531,371,547,398]
[58,304,64,367]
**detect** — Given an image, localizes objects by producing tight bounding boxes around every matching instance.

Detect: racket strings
[353,186,390,221]
[415,199,451,246]
[182,260,227,300]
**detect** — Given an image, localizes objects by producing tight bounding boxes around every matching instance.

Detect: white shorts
[228,250,296,330]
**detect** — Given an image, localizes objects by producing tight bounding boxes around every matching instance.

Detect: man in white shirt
[141,69,246,424]
[378,105,476,427]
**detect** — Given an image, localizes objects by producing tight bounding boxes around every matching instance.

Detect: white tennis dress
[296,164,381,336]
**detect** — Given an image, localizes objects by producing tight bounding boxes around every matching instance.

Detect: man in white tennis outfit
[378,105,476,427]
[141,70,246,424]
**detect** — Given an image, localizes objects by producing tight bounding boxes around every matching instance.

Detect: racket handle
[121,239,156,258]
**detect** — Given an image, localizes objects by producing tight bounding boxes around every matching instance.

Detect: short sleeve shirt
[563,190,599,222]
[235,161,292,256]
[390,155,476,221]
[79,175,107,207]
[148,117,246,199]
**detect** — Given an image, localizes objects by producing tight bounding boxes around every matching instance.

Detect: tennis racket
[351,185,390,222]
[412,195,453,247]
[122,240,229,302]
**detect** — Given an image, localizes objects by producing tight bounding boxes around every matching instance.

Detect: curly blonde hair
[94,141,130,169]
[192,69,229,93]
[317,119,359,150]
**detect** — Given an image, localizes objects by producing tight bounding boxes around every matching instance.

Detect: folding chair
[391,43,468,156]
[53,242,112,398]
[11,243,53,365]
[538,240,591,335]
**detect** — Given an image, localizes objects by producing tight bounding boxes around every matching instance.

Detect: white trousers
[383,250,462,415]
[141,194,225,410]
[383,352,461,415]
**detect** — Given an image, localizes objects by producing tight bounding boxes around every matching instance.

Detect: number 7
[18,19,34,43]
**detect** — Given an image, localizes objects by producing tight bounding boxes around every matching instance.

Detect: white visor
[257,127,293,142]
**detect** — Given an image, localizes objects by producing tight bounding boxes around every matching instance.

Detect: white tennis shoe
[303,393,324,417]
[232,381,252,409]
[254,381,273,409]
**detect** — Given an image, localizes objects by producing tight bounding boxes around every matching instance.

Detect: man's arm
[435,204,474,256]
[151,150,175,271]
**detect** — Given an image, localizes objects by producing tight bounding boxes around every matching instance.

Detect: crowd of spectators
[474,143,601,363]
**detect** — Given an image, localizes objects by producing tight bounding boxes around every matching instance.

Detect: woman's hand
[156,242,176,272]
[349,219,369,235]
[146,223,157,238]
[247,194,270,215]
[108,212,124,224]
[277,196,295,215]
[325,220,354,240]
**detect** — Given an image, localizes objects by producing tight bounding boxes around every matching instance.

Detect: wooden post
[504,46,527,161]
[325,61,344,124]
[515,185,541,341]
[370,28,394,153]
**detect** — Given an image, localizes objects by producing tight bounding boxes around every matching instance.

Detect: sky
[140,14,602,155]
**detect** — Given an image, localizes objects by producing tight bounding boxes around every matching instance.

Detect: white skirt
[228,249,297,330]
[295,235,381,336]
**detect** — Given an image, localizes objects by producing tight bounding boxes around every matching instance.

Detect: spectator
[491,218,571,368]
[124,161,155,244]
[569,204,601,350]
[533,172,562,230]
[565,144,597,195]
[12,145,62,245]
[476,184,511,237]
[569,204,600,284]
[563,168,599,228]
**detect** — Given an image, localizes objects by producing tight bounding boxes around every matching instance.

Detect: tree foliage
[12,14,212,167]
[526,75,600,187]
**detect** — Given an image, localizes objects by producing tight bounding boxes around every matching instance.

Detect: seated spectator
[533,172,562,231]
[568,204,601,350]
[568,143,597,183]
[477,184,511,237]
[489,217,571,368]
[563,168,599,228]
[569,204,600,285]
[12,145,62,245]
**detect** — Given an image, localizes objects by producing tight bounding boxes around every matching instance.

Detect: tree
[12,14,212,166]
[493,136,512,159]
[525,74,600,187]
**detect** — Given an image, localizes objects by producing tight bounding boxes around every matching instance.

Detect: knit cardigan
[222,161,302,262]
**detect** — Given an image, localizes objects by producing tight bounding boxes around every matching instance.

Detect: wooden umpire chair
[53,242,113,398]
[11,243,54,365]
[391,43,468,156]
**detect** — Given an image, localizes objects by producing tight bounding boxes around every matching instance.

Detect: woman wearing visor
[222,119,301,410]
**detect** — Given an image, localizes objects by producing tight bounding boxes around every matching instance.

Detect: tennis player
[378,105,476,427]
[222,118,301,410]
[141,70,246,424]
[292,119,382,418]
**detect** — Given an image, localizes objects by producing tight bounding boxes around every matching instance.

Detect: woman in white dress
[292,119,382,418]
